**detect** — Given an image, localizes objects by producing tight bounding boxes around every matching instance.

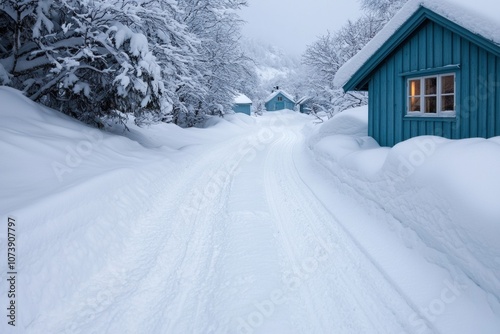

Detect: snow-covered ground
[307,107,500,333]
[1,87,500,333]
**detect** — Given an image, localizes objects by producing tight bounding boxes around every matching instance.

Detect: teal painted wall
[369,20,500,147]
[265,93,295,111]
[299,104,310,113]
[232,103,251,115]
[298,99,312,113]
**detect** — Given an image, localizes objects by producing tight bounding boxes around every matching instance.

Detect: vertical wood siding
[232,104,251,115]
[368,20,500,146]
[265,93,295,111]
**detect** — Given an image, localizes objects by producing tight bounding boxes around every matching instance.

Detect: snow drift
[0,87,257,332]
[309,106,500,307]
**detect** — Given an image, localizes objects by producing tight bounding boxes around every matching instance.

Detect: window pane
[442,95,455,111]
[425,77,437,95]
[442,75,454,94]
[409,79,421,96]
[425,96,437,113]
[409,97,421,112]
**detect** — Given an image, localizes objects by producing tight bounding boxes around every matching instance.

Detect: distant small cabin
[335,0,500,147]
[296,96,313,114]
[232,93,252,115]
[265,89,295,111]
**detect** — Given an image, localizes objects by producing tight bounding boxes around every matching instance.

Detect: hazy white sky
[240,0,363,57]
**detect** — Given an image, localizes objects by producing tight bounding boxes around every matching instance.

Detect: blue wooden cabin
[337,1,500,147]
[232,93,252,115]
[265,89,295,111]
[296,96,313,114]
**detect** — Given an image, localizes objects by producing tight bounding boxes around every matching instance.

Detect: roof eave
[265,91,295,104]
[343,6,500,92]
[342,7,430,92]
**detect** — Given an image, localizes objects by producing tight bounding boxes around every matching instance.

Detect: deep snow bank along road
[31,113,418,334]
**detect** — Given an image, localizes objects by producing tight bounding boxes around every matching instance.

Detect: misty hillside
[241,39,304,101]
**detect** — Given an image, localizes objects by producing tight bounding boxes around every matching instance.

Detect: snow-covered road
[2,91,498,334]
[26,114,425,334]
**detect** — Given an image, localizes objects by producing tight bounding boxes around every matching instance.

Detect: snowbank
[0,87,179,331]
[309,105,500,305]
[0,87,259,331]
[309,106,372,141]
[0,87,260,214]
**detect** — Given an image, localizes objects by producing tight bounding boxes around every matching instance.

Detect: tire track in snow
[291,141,441,334]
[32,135,257,334]
[263,125,419,333]
[31,115,430,333]
[107,138,253,334]
[263,131,325,333]
[100,133,267,334]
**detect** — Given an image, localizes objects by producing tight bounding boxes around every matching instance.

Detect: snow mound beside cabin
[309,105,500,305]
[310,106,370,140]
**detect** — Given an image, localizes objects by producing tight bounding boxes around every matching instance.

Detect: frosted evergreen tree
[113,0,204,125]
[0,0,167,126]
[0,0,254,127]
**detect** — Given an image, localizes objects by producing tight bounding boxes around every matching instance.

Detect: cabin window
[277,96,283,102]
[407,73,455,116]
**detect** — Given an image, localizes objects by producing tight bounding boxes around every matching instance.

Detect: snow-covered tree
[240,39,302,105]
[175,0,256,125]
[301,1,410,117]
[359,0,408,22]
[0,0,169,126]
[302,15,384,117]
[114,0,205,125]
[0,0,254,127]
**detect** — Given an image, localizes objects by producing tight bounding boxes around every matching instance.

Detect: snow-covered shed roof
[234,93,252,105]
[334,0,500,90]
[264,89,295,103]
[296,96,312,105]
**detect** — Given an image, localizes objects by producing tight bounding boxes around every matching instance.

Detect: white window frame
[407,73,456,117]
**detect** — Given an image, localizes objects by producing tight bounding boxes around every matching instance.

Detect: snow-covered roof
[296,96,312,105]
[234,93,252,104]
[334,0,500,89]
[264,89,295,103]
